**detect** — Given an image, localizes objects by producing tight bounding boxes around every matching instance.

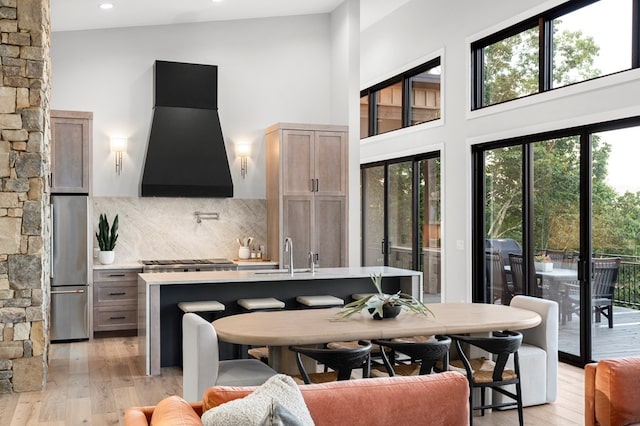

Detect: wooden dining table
[212,303,542,374]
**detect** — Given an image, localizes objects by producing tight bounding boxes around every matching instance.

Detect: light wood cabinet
[50,110,92,194]
[93,269,140,334]
[266,123,348,269]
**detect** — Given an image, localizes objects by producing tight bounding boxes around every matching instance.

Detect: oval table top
[212,303,542,346]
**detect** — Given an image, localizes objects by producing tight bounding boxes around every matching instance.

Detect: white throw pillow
[201,374,314,426]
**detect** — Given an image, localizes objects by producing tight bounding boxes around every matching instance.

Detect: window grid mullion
[633,0,640,68]
[540,17,553,92]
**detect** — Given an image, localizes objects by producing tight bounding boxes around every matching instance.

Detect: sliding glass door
[362,153,441,302]
[362,165,385,266]
[474,119,640,365]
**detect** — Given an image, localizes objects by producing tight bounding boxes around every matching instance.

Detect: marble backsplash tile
[92,197,267,262]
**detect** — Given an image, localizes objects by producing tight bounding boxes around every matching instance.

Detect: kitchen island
[137,266,422,375]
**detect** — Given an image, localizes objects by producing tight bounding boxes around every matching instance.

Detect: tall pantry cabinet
[265,123,348,269]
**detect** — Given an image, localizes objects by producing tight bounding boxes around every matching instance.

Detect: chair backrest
[372,335,450,375]
[182,313,219,401]
[510,295,559,402]
[544,249,566,267]
[508,253,524,295]
[592,257,620,299]
[451,331,522,383]
[486,252,511,304]
[289,341,372,383]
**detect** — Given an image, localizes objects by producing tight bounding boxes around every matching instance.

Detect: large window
[361,58,441,139]
[472,0,638,109]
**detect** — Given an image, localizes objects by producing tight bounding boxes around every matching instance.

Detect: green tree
[485,22,640,258]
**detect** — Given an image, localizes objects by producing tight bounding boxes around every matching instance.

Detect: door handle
[108,274,126,277]
[315,178,319,192]
[109,292,126,296]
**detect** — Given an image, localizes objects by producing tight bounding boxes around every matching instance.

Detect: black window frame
[360,151,441,270]
[361,57,441,139]
[472,0,640,110]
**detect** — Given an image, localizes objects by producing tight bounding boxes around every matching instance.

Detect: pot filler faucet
[284,237,294,277]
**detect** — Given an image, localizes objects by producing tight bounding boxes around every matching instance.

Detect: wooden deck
[558,305,640,359]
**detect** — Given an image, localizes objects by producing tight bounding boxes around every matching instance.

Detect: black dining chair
[448,330,524,426]
[371,335,450,376]
[288,340,372,384]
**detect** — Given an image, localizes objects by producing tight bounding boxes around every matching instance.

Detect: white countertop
[138,266,421,286]
[93,259,278,270]
[93,261,144,270]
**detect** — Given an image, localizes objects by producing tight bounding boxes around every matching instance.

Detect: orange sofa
[585,357,640,426]
[124,373,470,426]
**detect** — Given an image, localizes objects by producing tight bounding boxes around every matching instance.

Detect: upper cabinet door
[282,130,314,196]
[50,111,92,194]
[314,131,347,196]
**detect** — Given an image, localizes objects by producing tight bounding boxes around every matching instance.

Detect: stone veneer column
[0,0,50,393]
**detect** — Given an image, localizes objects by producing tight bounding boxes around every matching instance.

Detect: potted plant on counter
[96,213,119,265]
[333,273,433,320]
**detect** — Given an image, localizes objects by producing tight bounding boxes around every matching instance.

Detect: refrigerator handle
[51,289,86,295]
[50,203,54,280]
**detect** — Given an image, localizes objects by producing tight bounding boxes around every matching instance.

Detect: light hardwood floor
[0,336,585,425]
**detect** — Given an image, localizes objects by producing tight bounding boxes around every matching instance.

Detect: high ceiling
[50,0,411,32]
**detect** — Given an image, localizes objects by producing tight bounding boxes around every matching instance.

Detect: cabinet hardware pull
[316,178,319,192]
[109,316,126,320]
[108,274,126,277]
[109,292,126,296]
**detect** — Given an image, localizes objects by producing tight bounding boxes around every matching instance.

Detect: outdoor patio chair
[486,252,514,304]
[508,253,526,296]
[566,257,620,328]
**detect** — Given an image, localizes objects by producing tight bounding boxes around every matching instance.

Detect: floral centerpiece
[534,254,553,272]
[333,273,433,320]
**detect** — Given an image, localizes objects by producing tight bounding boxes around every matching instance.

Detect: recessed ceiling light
[211,0,223,3]
[99,3,114,10]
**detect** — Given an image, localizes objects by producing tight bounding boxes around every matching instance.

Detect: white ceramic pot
[534,261,553,272]
[98,250,115,265]
[238,246,251,260]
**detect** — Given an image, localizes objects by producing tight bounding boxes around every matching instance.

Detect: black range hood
[142,60,233,197]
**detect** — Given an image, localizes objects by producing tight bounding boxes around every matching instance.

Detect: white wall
[330,0,361,266]
[360,0,640,302]
[51,14,336,199]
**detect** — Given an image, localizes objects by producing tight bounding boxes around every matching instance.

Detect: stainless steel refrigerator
[50,195,90,341]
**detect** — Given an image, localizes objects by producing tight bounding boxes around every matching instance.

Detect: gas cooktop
[140,258,234,266]
[140,258,237,272]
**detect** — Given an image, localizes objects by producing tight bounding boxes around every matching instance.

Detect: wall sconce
[110,137,127,175]
[236,144,250,179]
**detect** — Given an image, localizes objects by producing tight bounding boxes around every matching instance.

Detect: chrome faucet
[284,237,294,277]
[308,251,316,274]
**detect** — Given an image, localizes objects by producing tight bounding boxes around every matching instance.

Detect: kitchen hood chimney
[142,61,233,197]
